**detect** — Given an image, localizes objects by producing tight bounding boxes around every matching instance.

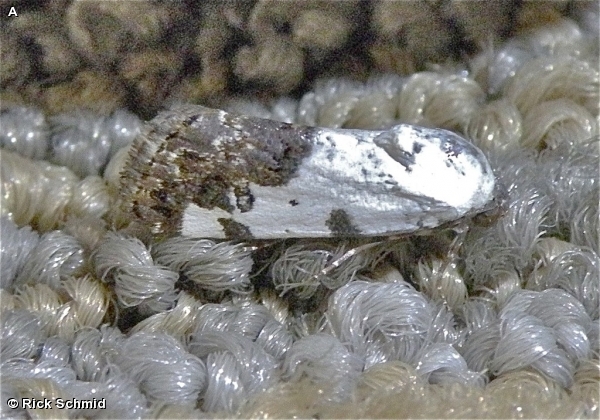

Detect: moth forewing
[120,104,498,240]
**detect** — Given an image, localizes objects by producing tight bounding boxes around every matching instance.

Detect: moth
[120,104,501,240]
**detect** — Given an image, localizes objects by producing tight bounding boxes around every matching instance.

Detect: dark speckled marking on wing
[120,105,314,238]
[218,218,254,240]
[326,209,361,236]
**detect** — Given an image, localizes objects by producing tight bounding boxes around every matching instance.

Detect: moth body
[120,105,497,239]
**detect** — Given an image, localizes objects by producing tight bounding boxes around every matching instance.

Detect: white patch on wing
[382,125,496,212]
[227,188,237,210]
[229,180,455,238]
[310,127,495,213]
[225,126,494,239]
[181,204,229,239]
